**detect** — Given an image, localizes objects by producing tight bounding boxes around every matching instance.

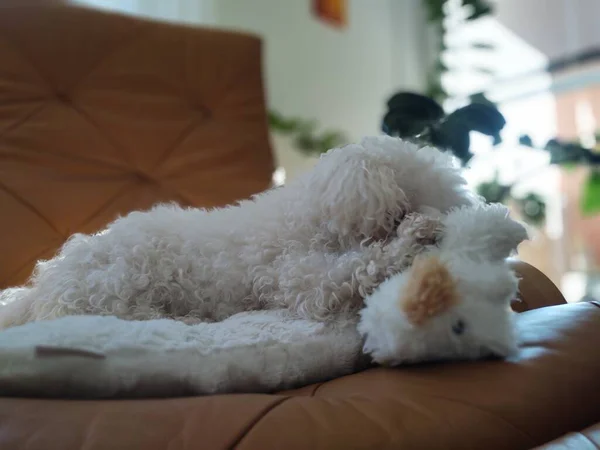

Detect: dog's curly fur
[0,136,476,329]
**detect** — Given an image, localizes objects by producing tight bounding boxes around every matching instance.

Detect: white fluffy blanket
[0,310,368,398]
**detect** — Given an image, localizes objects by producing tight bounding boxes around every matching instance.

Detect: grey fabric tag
[35,345,106,359]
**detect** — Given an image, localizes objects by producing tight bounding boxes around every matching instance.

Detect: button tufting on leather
[133,172,158,184]
[194,104,212,120]
[0,2,274,288]
[55,92,71,104]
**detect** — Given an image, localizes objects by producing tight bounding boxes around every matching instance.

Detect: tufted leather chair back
[0,1,274,288]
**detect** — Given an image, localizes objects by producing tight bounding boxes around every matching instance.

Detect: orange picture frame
[312,0,347,28]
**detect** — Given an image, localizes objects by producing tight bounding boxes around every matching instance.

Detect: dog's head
[358,254,518,366]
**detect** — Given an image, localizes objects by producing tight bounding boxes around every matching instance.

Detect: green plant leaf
[268,110,286,129]
[471,42,495,50]
[581,171,600,216]
[382,112,432,137]
[430,122,472,165]
[422,0,446,22]
[582,148,600,165]
[268,110,347,155]
[318,131,346,152]
[476,179,511,204]
[462,0,493,20]
[425,78,447,104]
[386,92,445,121]
[561,162,578,172]
[471,65,495,75]
[268,111,305,133]
[544,139,587,165]
[445,103,506,138]
[469,92,497,108]
[383,92,445,137]
[434,56,449,73]
[519,134,533,147]
[296,119,317,134]
[295,133,317,152]
[516,192,546,225]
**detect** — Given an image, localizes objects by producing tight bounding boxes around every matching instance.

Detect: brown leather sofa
[0,0,274,288]
[1,2,599,449]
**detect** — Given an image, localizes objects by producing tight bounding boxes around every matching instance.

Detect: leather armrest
[509,259,567,312]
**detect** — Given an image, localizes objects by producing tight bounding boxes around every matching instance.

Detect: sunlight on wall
[70,0,215,25]
[562,271,587,303]
[272,167,287,187]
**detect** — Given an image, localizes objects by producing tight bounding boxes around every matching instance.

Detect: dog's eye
[452,319,466,335]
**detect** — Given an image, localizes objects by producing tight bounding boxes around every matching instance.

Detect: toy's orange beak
[398,255,459,326]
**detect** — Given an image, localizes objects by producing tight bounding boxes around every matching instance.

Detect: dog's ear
[441,203,529,262]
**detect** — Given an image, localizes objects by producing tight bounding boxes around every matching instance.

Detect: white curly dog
[0,136,523,330]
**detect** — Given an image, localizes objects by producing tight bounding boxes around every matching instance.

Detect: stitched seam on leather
[75,181,137,232]
[0,101,47,139]
[77,178,193,234]
[68,26,149,93]
[0,99,129,176]
[416,393,537,446]
[0,35,55,93]
[217,46,260,106]
[0,33,136,172]
[228,396,291,449]
[160,185,195,207]
[1,243,59,286]
[310,382,327,397]
[0,20,274,290]
[2,145,130,173]
[152,116,200,170]
[168,149,254,181]
[66,100,135,168]
[0,178,63,238]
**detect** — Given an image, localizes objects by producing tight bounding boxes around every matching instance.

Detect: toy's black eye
[452,320,466,335]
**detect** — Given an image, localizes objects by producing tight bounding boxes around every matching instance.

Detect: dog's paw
[174,316,204,325]
[396,212,444,245]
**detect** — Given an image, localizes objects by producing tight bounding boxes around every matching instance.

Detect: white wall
[71,0,216,25]
[216,0,394,139]
[390,0,436,93]
[215,0,399,179]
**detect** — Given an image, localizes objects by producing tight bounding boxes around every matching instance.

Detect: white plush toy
[358,203,528,366]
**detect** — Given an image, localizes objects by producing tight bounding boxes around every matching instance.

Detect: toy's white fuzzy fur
[0,136,477,329]
[358,203,528,365]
